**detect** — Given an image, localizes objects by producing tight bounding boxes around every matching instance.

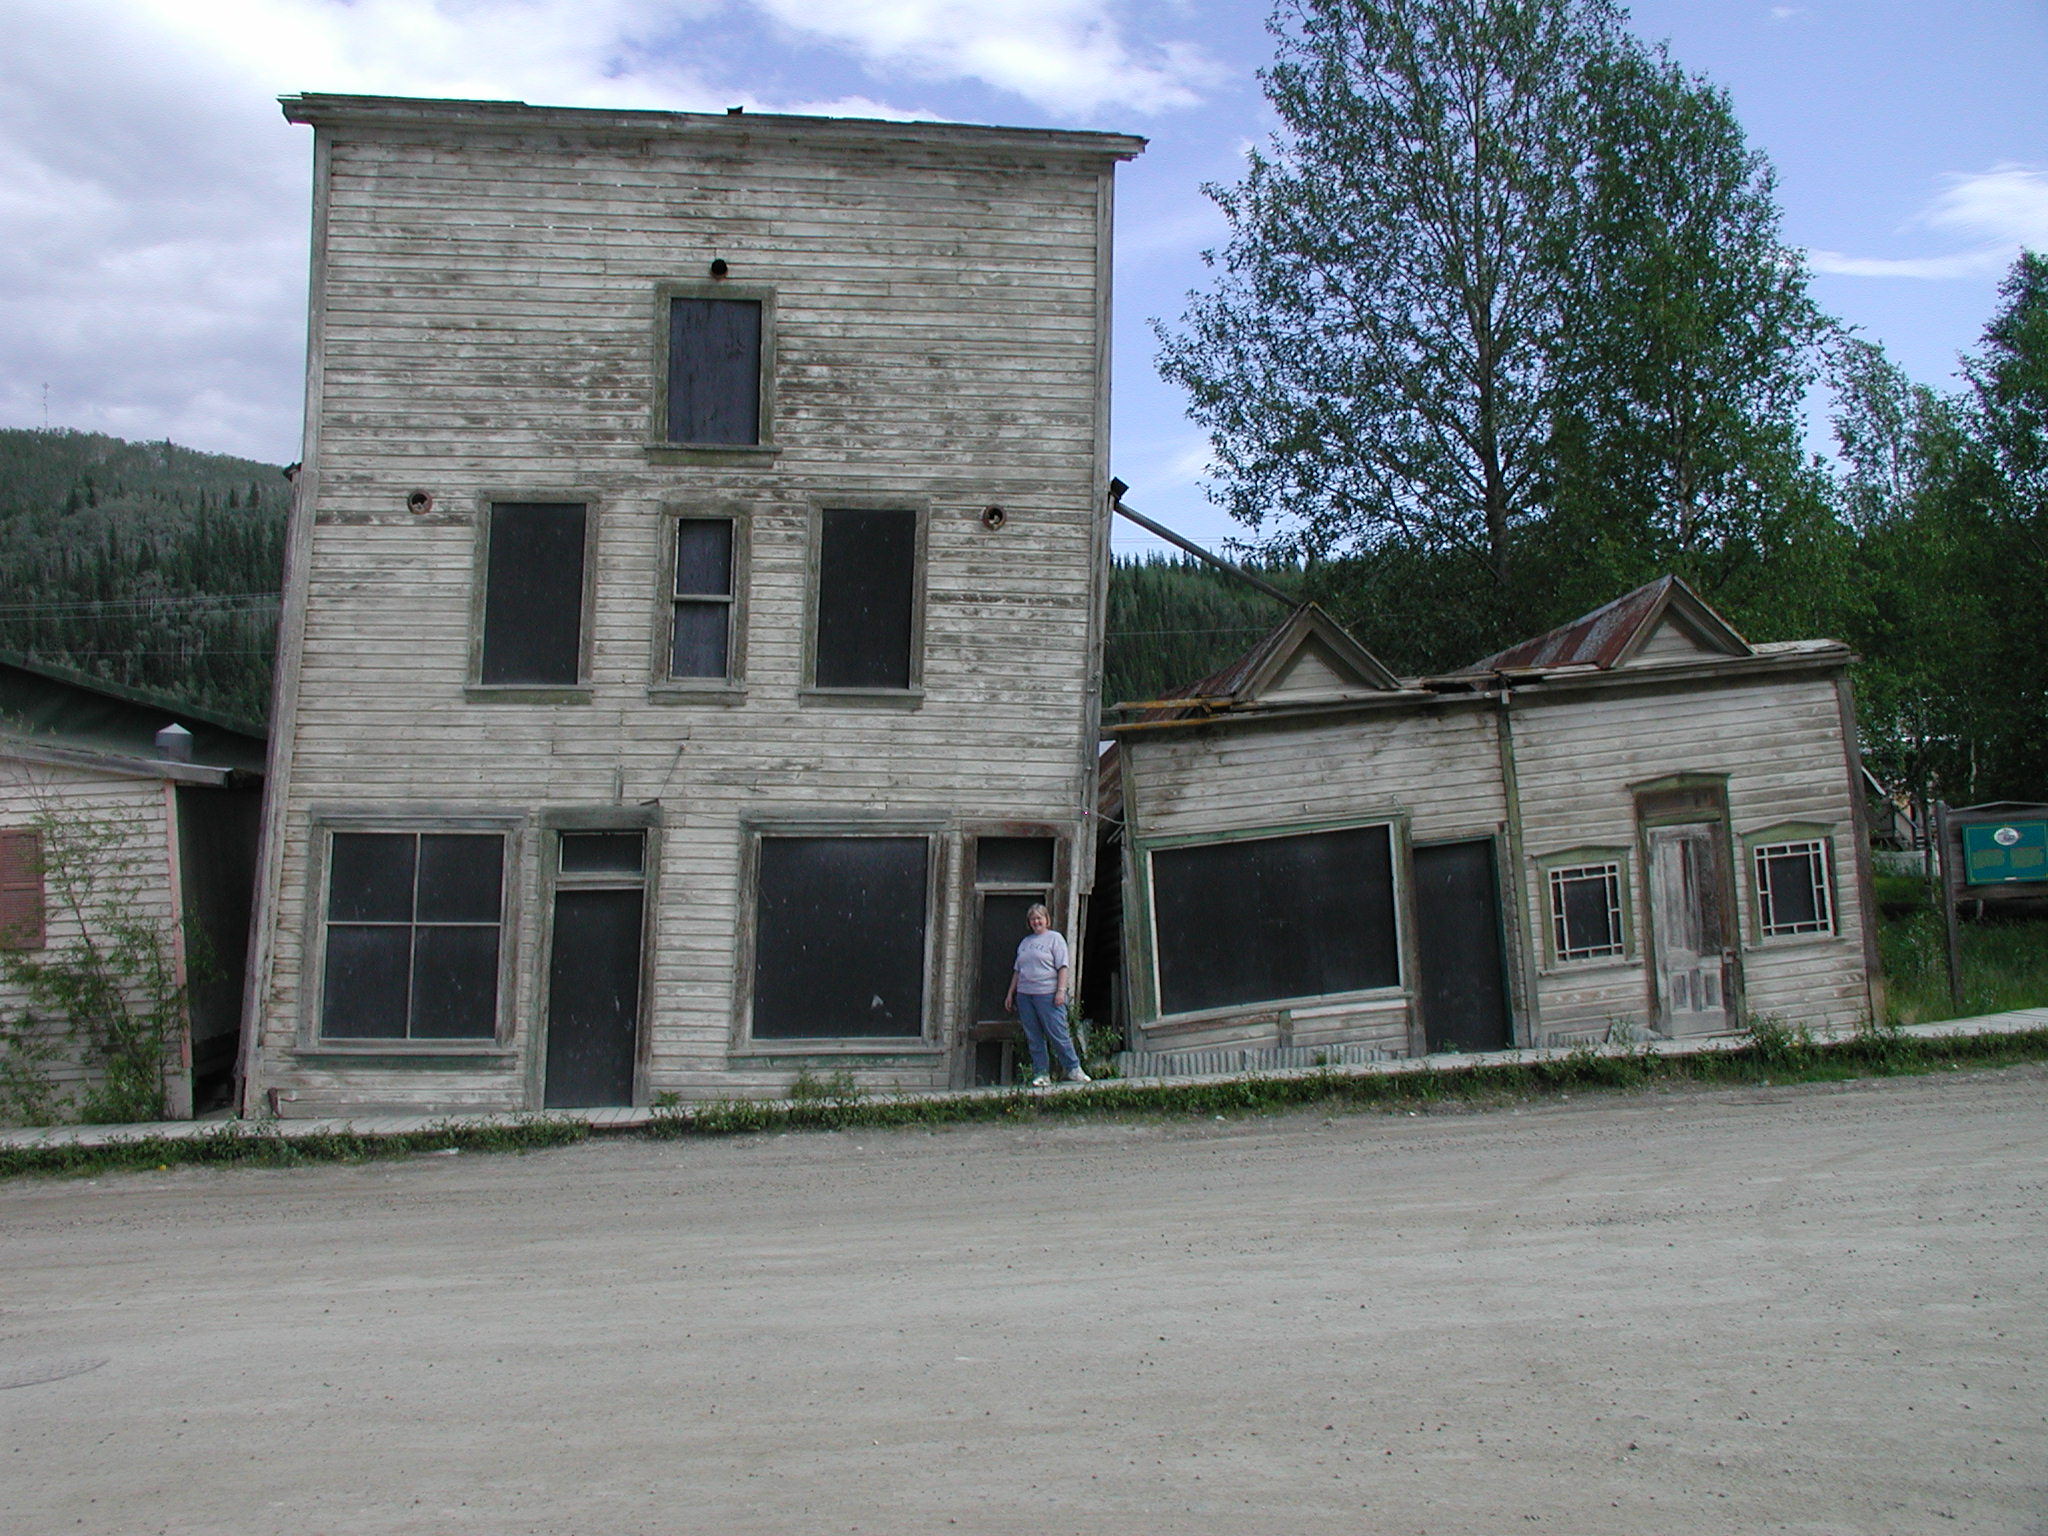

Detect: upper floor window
[670,515,737,680]
[811,506,922,694]
[654,284,775,454]
[477,501,589,691]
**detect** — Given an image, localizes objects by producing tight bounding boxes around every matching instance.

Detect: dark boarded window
[815,508,917,690]
[0,830,44,951]
[671,517,736,679]
[321,831,504,1040]
[1151,824,1399,1016]
[668,298,761,444]
[480,503,586,686]
[753,836,928,1039]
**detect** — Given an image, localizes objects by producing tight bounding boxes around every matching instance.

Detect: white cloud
[747,0,1219,116]
[1810,164,2048,281]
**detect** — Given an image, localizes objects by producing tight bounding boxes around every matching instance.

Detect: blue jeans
[1016,992,1081,1076]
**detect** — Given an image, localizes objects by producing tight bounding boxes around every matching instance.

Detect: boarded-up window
[480,503,586,686]
[671,517,736,679]
[321,831,504,1040]
[814,508,917,690]
[0,830,45,951]
[752,836,928,1039]
[1549,862,1625,960]
[1150,824,1399,1016]
[668,298,762,445]
[1755,840,1833,937]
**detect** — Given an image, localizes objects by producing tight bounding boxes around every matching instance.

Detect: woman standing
[1005,903,1090,1087]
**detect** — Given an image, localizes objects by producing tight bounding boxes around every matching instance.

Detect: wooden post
[1936,800,1966,1012]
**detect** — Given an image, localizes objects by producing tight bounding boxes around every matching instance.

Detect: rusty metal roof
[1460,575,1749,675]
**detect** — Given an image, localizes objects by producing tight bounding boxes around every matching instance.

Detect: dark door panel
[544,888,643,1109]
[1414,840,1512,1054]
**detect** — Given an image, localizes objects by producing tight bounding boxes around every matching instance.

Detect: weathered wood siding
[1510,671,1870,1042]
[1121,701,1508,1049]
[251,103,1134,1113]
[0,762,181,1123]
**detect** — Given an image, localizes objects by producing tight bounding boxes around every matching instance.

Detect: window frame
[0,829,45,951]
[298,812,523,1056]
[466,495,600,704]
[1743,822,1839,944]
[1131,814,1411,1025]
[801,499,929,707]
[649,505,749,701]
[647,281,779,464]
[1536,846,1636,968]
[730,819,947,1058]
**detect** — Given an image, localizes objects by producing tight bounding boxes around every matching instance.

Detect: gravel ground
[3,1066,2045,1535]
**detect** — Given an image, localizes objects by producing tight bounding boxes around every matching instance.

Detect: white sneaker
[1029,1075,1052,1088]
[1065,1068,1091,1083]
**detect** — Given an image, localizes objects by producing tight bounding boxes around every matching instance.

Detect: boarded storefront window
[320,831,505,1040]
[1150,823,1399,1016]
[752,835,929,1039]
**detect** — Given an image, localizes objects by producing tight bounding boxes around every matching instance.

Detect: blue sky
[3,0,2044,556]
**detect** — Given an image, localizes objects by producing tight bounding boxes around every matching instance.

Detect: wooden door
[544,831,648,1109]
[1646,823,1735,1035]
[1413,839,1512,1053]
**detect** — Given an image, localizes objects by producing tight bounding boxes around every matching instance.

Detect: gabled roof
[1460,575,1751,675]
[1113,603,1403,727]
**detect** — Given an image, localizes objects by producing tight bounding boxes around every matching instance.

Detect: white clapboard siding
[1510,672,1867,1036]
[0,763,177,1123]
[251,101,1133,1114]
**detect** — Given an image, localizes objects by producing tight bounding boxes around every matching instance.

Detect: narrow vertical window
[668,298,762,445]
[0,830,45,951]
[671,517,736,679]
[814,507,918,691]
[320,831,505,1040]
[479,502,587,687]
[1755,840,1834,937]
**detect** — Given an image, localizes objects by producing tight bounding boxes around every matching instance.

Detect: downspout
[1494,681,1541,1047]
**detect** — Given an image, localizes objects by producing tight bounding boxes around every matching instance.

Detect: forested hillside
[0,429,287,725]
[1103,555,1299,707]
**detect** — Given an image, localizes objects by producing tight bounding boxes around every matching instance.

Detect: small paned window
[1549,862,1625,961]
[752,835,929,1040]
[0,830,45,951]
[814,507,918,691]
[668,298,762,445]
[320,831,505,1040]
[671,518,736,679]
[1755,840,1834,937]
[479,502,587,687]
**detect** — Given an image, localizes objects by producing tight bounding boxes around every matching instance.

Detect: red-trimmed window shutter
[0,830,46,951]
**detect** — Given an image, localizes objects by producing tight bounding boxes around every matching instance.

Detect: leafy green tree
[1537,41,1834,625]
[1158,0,1619,598]
[1157,0,1837,656]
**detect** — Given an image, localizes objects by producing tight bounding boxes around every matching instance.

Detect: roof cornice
[279,94,1147,161]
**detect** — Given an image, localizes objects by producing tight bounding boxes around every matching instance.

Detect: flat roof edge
[278,93,1147,159]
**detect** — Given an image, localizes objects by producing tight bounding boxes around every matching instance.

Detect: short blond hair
[1026,902,1050,922]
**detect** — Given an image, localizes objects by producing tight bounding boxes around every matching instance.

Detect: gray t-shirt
[1013,930,1070,995]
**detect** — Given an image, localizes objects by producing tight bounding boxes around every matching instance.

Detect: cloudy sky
[3,0,2044,554]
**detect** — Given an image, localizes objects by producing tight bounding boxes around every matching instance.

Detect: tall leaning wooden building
[243,95,1143,1115]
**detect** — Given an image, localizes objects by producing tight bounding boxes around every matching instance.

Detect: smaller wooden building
[1100,578,1879,1068]
[0,657,265,1120]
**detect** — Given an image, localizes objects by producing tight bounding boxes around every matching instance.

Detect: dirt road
[4,1068,2045,1535]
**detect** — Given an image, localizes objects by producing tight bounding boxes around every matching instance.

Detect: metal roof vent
[155,723,194,763]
